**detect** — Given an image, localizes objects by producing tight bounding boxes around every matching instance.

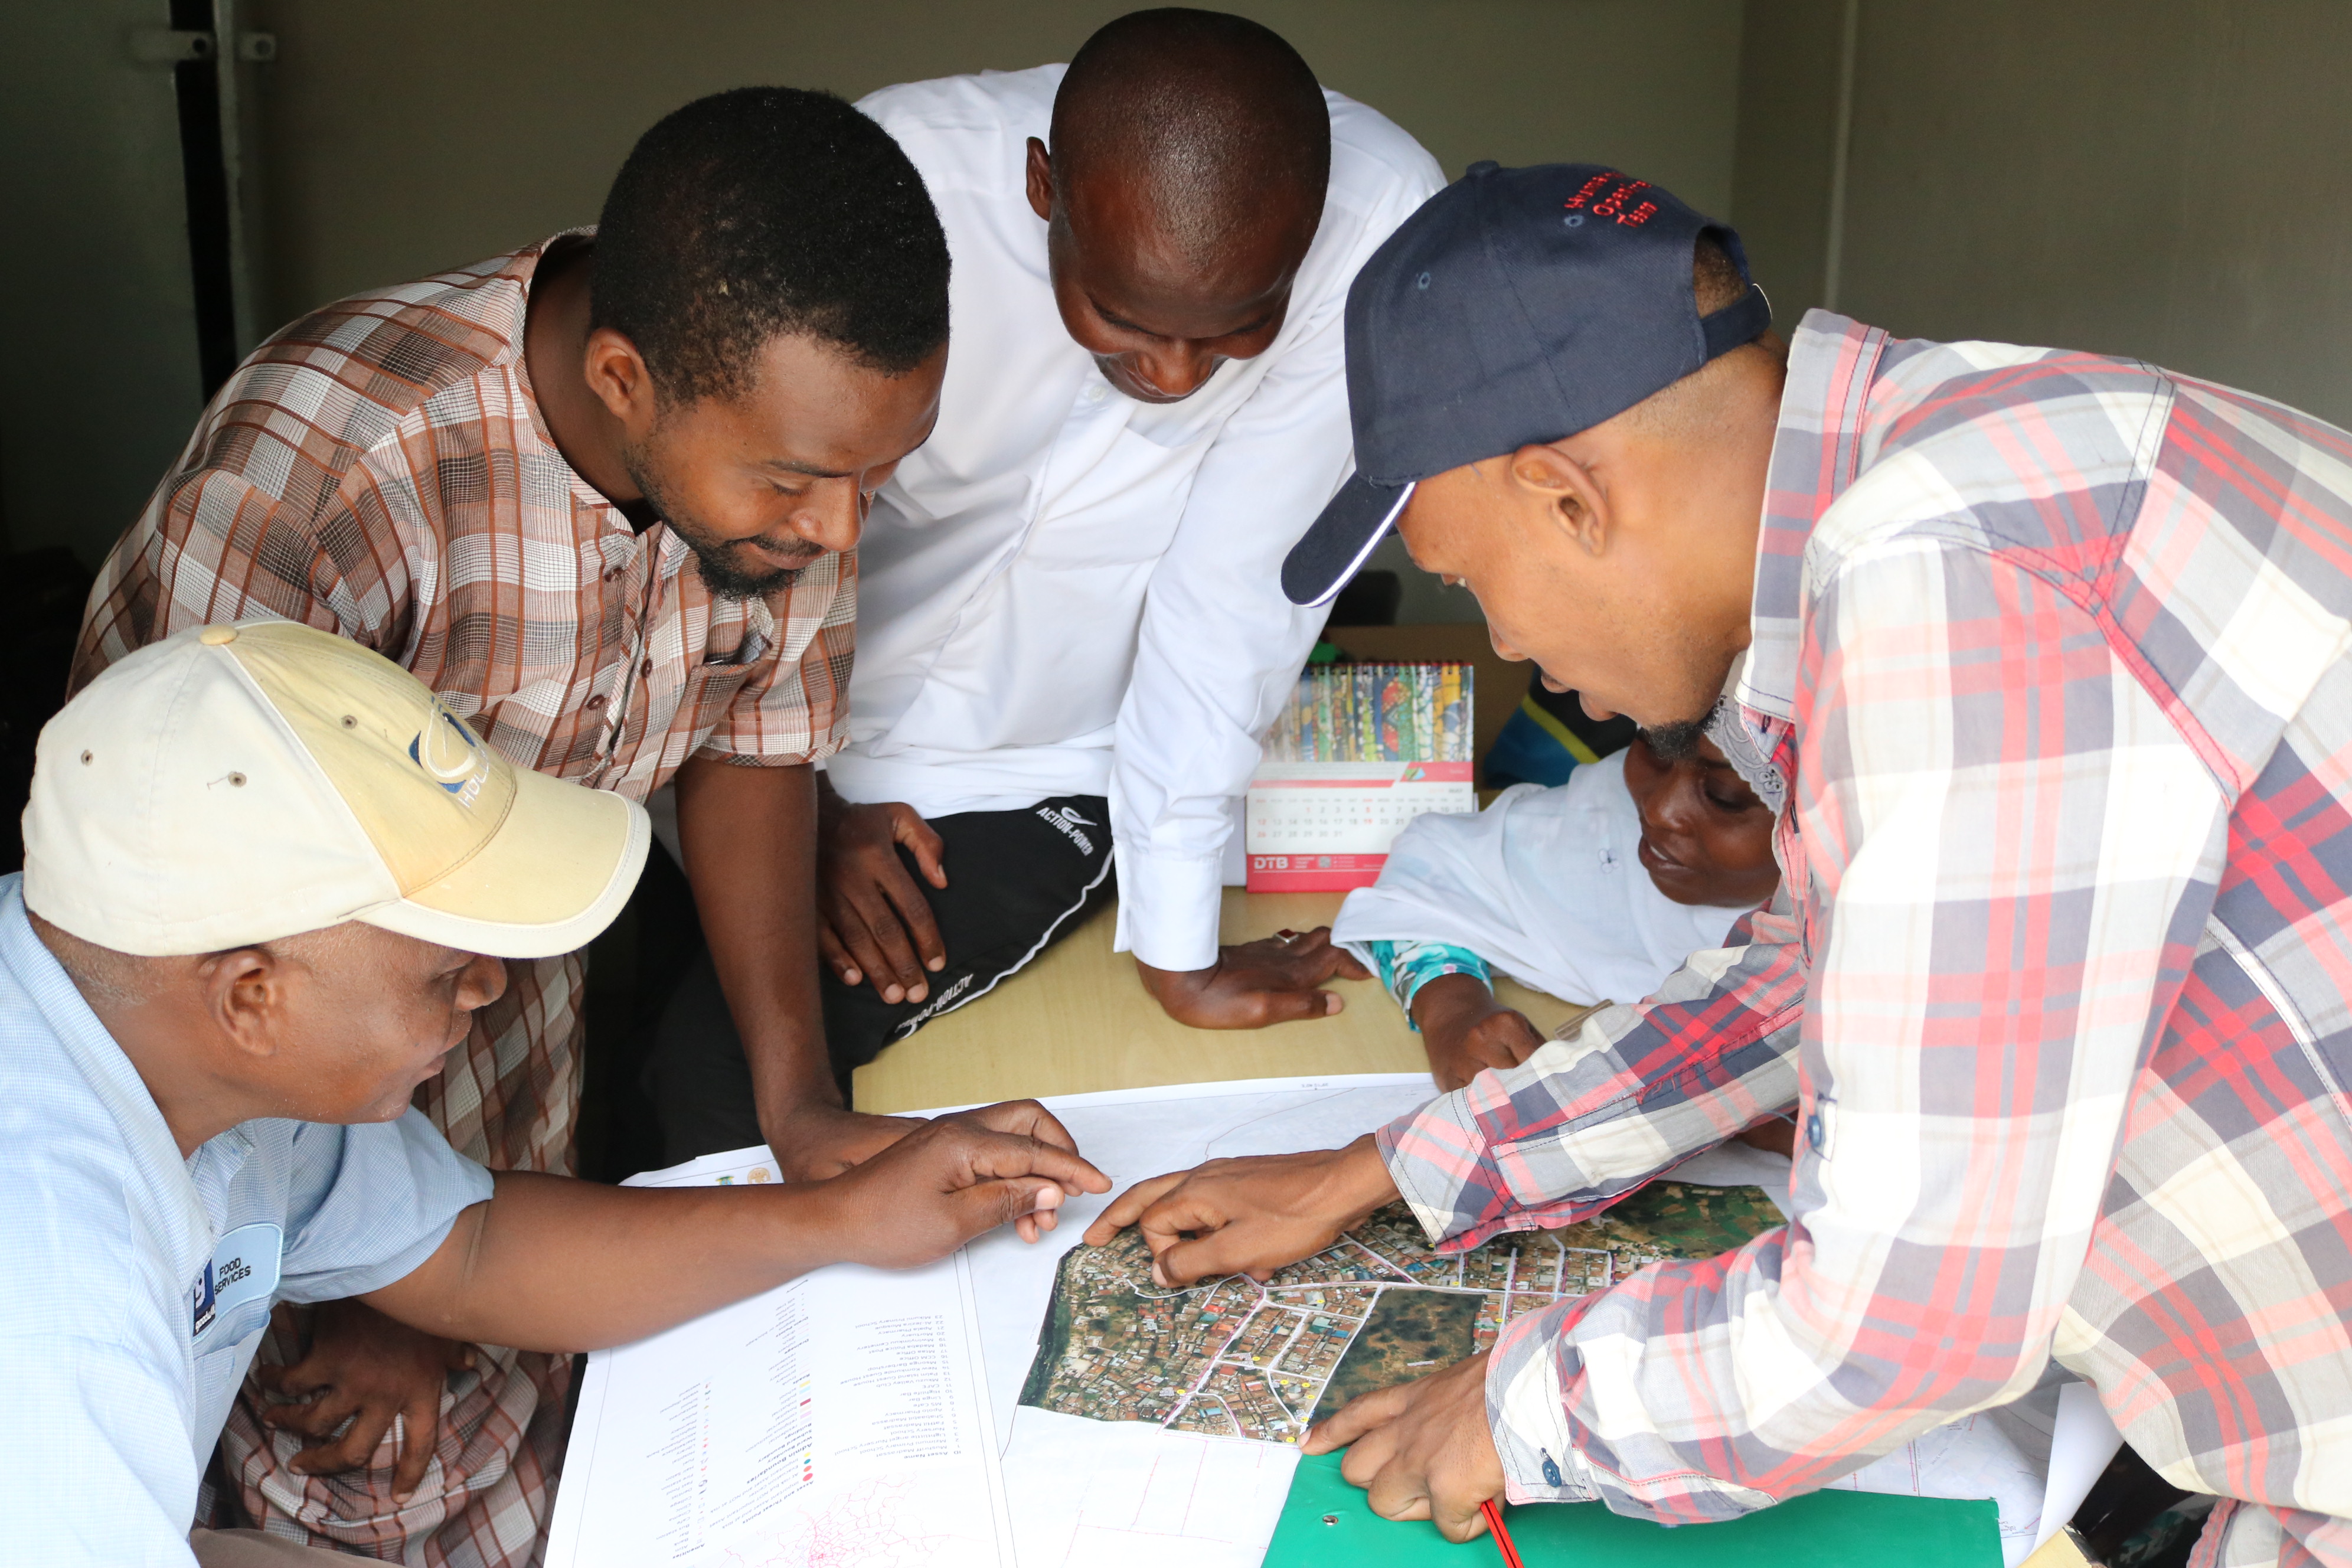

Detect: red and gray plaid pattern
[1379,312,2352,1566]
[75,240,854,1567]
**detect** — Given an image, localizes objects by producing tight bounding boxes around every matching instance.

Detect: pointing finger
[1309,1382,1415,1458]
[1083,1171,1188,1245]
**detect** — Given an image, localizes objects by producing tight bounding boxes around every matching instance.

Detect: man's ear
[1025,137,1054,223]
[582,326,659,435]
[1510,442,1610,557]
[199,945,288,1063]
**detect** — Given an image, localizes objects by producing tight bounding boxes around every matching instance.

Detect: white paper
[559,1074,2056,1567]
[2034,1380,2125,1553]
[544,1153,1015,1568]
[961,1074,1436,1567]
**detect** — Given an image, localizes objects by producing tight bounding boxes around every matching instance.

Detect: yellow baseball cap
[22,619,649,958]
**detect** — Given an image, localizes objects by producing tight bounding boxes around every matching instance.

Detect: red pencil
[1479,1499,1525,1568]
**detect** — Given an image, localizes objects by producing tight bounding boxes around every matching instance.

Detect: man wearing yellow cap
[68,88,946,1559]
[0,620,1105,1568]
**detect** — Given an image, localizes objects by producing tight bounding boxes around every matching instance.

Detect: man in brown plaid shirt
[71,90,948,1567]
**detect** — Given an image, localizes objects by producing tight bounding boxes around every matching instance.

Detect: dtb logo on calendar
[1246,662,1475,892]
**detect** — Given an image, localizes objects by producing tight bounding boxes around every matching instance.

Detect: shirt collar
[1734,309,1891,727]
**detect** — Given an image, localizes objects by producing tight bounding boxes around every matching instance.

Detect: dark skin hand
[815,773,948,1004]
[255,1299,473,1498]
[1082,1133,1398,1286]
[1304,1353,1508,1543]
[1136,927,1372,1028]
[1410,973,1546,1092]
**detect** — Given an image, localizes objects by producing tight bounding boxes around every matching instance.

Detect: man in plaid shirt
[1094,164,2352,1567]
[71,92,948,1566]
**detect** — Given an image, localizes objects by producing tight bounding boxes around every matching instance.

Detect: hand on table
[254,1296,473,1500]
[1080,1133,1398,1286]
[1304,1352,1508,1544]
[761,1100,924,1182]
[828,1099,1112,1263]
[1410,974,1547,1093]
[817,796,948,1004]
[1136,927,1371,1028]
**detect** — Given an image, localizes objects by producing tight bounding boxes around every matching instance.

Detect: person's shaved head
[1027,9,1331,403]
[1053,9,1328,272]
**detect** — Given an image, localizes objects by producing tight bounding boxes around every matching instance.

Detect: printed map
[1018,1182,1779,1443]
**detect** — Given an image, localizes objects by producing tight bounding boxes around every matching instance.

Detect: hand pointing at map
[1081,1135,1401,1286]
[1305,1353,1508,1544]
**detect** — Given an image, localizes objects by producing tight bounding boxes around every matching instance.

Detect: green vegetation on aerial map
[1020,1181,1782,1445]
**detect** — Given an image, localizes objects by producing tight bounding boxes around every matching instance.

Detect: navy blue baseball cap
[1282,162,1772,606]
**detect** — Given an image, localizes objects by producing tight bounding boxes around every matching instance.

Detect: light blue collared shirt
[0,875,493,1565]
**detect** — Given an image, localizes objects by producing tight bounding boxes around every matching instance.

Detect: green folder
[1265,1450,2003,1567]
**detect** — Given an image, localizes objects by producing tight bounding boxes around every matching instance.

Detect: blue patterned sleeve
[1366,939,1493,1028]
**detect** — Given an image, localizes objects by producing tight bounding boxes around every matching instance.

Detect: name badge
[191,1223,282,1345]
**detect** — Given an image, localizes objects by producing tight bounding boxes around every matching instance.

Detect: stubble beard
[624,445,815,602]
[1636,714,1715,763]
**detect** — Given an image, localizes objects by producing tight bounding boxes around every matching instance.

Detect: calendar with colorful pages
[1246,662,1475,892]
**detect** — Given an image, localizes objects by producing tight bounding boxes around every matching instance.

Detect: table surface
[851,888,1600,1114]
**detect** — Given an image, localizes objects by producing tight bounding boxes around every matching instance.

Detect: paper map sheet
[544,1148,1015,1568]
[952,1074,2044,1568]
[971,1075,1468,1568]
[553,1076,2049,1568]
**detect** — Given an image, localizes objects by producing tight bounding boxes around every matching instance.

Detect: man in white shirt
[651,10,1443,1159]
[0,618,1103,1566]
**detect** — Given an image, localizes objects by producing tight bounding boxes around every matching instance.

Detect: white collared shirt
[845,67,1442,969]
[0,877,492,1564]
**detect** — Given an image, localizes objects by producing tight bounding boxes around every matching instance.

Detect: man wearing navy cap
[1087,163,2352,1563]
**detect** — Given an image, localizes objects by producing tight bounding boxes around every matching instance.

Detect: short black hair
[1052,9,1329,264]
[593,87,949,403]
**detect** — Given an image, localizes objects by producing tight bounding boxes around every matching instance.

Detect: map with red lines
[1017,1183,1778,1443]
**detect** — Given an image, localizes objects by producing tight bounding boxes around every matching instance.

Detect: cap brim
[1282,475,1416,607]
[359,766,650,959]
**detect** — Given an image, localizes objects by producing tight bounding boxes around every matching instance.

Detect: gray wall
[11,0,1746,573]
[1732,0,2352,427]
[0,1,209,563]
[250,0,1746,332]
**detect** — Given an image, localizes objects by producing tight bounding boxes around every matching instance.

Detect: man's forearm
[367,1171,851,1353]
[674,756,838,1121]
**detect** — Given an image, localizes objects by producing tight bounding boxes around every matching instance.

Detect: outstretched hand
[1079,1134,1398,1286]
[1137,927,1372,1028]
[829,1099,1113,1266]
[1303,1352,1507,1544]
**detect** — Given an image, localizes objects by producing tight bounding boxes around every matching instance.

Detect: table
[851,888,1600,1113]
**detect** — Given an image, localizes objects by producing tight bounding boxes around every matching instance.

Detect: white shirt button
[1083,383,1108,404]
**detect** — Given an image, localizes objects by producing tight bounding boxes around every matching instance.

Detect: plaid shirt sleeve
[73,456,402,691]
[1384,534,2229,1521]
[1377,897,1808,1246]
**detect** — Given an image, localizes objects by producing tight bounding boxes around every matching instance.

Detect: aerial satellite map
[1018,1181,1781,1443]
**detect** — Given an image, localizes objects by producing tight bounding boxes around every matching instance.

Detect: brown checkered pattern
[76,238,853,1567]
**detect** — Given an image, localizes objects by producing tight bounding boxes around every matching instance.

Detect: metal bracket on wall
[129,28,215,66]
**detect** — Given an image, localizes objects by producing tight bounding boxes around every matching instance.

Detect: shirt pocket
[675,652,765,747]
